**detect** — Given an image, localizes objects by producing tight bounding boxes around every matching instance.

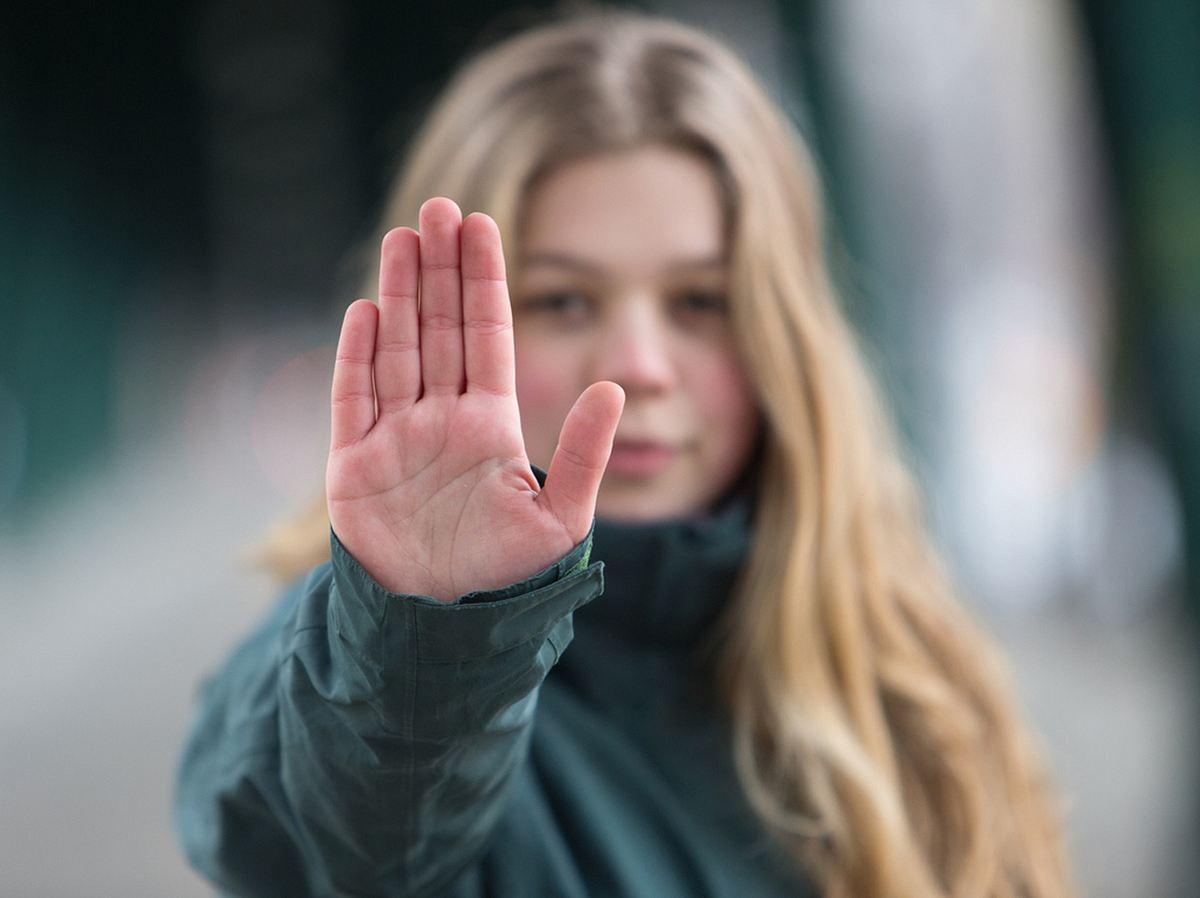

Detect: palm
[326,199,623,601]
[330,393,544,599]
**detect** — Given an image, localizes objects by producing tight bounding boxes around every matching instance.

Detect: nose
[591,298,678,396]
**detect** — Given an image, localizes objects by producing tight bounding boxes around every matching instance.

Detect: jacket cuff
[324,520,602,667]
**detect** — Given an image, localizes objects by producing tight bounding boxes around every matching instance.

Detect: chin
[595,489,700,524]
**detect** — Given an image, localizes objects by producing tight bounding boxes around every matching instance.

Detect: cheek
[695,351,758,426]
[514,344,582,459]
[690,351,761,458]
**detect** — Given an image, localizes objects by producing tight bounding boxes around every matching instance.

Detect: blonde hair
[261,8,1075,896]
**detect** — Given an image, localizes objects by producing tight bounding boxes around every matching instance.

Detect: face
[513,144,761,521]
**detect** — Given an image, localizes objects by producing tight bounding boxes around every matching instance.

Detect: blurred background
[1,0,1197,895]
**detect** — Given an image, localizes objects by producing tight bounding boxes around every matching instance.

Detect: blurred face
[513,145,761,521]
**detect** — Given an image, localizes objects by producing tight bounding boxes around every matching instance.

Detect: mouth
[606,440,682,477]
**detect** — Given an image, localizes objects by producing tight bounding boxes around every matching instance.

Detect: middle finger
[418,197,465,394]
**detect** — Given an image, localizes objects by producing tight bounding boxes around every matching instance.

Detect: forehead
[519,145,727,275]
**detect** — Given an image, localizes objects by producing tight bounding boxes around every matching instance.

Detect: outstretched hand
[326,198,624,601]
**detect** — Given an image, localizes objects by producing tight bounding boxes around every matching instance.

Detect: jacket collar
[580,480,755,654]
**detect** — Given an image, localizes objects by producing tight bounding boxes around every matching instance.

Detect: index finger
[460,212,515,396]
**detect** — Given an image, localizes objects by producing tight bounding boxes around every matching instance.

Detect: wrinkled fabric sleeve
[174,524,603,898]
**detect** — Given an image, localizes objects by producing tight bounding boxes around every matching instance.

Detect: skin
[326,145,759,600]
[514,145,760,521]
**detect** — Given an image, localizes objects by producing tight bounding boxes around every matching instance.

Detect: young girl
[176,10,1075,898]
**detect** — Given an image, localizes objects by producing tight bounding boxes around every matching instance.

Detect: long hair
[260,8,1075,896]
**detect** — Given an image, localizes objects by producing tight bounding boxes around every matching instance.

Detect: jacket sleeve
[174,523,604,898]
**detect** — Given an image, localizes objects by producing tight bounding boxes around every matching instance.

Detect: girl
[176,9,1075,897]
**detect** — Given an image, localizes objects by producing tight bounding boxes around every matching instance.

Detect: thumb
[539,381,625,537]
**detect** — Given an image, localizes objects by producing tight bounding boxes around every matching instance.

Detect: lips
[606,440,681,477]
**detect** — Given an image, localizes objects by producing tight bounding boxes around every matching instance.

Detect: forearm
[176,527,602,897]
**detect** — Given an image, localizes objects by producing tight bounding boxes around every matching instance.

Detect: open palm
[326,198,624,601]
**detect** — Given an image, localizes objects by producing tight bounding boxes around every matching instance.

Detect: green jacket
[174,484,816,897]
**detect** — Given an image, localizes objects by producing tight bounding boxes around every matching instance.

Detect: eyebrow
[519,251,727,275]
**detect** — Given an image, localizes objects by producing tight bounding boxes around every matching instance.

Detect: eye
[515,290,594,326]
[672,290,729,317]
